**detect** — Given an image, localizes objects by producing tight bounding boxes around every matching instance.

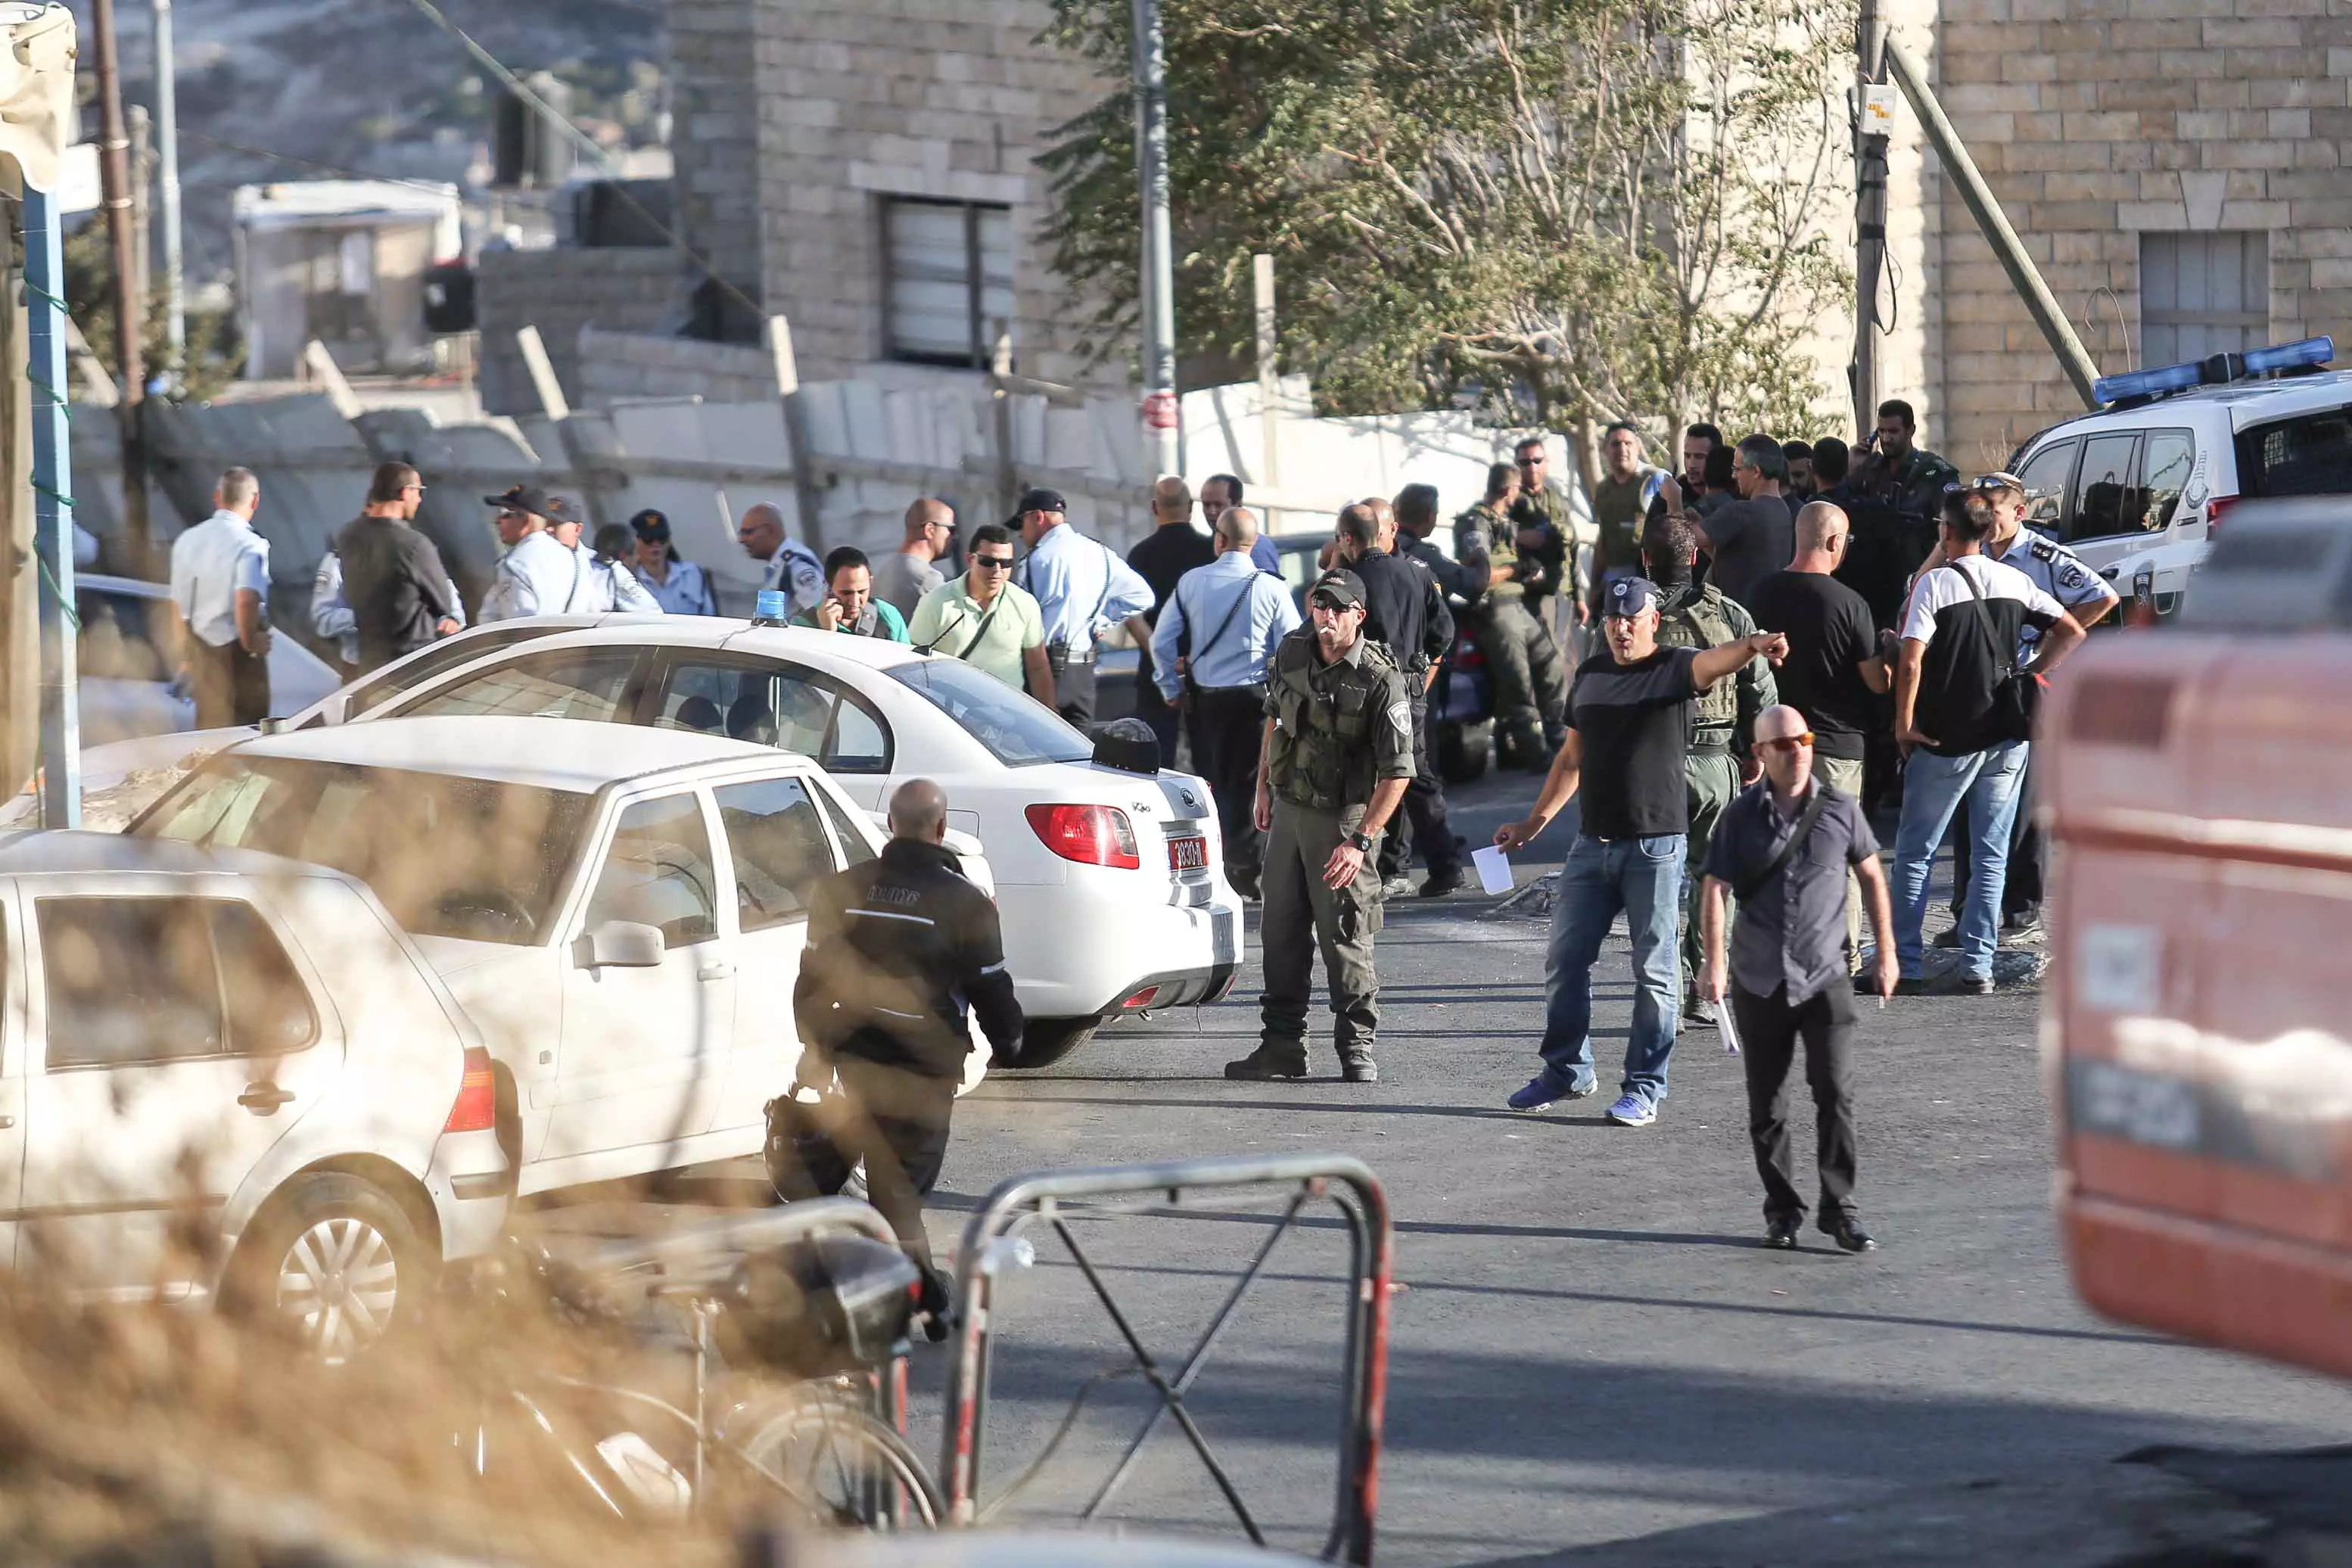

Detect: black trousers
[188,636,270,729]
[1946,743,2042,918]
[1731,982,1859,1223]
[1378,694,1461,881]
[1132,666,1182,767]
[1047,646,1098,728]
[767,1056,956,1271]
[1189,686,1267,881]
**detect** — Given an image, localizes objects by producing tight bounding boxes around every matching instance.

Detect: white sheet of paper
[1473,844,1515,896]
[1716,997,1743,1056]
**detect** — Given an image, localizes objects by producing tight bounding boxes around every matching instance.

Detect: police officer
[1641,509,1777,1028]
[782,779,1024,1307]
[1457,462,1569,769]
[1333,499,1462,899]
[1226,569,1415,1084]
[1016,486,1156,725]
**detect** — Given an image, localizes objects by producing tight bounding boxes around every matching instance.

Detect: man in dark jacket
[782,779,1024,1292]
[334,462,462,674]
[1335,499,1462,897]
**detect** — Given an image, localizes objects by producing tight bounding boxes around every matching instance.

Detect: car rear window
[2240,407,2352,497]
[344,624,576,718]
[887,657,1094,767]
[131,757,590,944]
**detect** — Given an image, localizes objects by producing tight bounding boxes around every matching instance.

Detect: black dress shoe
[1763,1217,1800,1249]
[1419,867,1466,898]
[1228,870,1262,901]
[1822,1215,1877,1252]
[1923,969,1993,997]
[1224,1045,1308,1081]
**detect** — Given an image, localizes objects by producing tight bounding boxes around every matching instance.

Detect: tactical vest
[1266,633,1403,810]
[1656,584,1746,743]
[1454,502,1523,602]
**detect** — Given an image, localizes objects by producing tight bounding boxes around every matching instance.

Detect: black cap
[484,484,555,520]
[630,507,672,543]
[1604,576,1663,618]
[538,496,583,528]
[1016,486,1068,515]
[1309,568,1367,609]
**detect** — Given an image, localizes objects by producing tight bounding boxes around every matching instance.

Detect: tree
[1040,0,1853,440]
[61,220,243,403]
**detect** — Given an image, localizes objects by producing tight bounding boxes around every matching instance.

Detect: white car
[0,831,510,1359]
[72,573,342,745]
[347,621,1244,1068]
[2008,336,2352,618]
[129,717,991,1197]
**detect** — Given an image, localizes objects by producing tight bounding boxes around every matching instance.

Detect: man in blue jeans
[1879,488,2086,994]
[1495,577,1790,1126]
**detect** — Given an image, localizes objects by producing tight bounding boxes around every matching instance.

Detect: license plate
[1168,835,1208,873]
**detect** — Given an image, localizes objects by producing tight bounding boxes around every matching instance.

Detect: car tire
[993,1017,1098,1070]
[223,1172,433,1364]
[1438,720,1492,786]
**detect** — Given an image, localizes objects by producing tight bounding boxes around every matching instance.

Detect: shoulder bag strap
[1191,576,1257,673]
[1733,786,1832,903]
[1944,561,2014,682]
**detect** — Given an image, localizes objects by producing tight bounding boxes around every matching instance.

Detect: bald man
[876,498,956,620]
[1699,705,1894,1253]
[785,779,1024,1314]
[1126,475,1217,764]
[739,501,826,617]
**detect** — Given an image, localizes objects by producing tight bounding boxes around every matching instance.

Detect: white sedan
[353,621,1243,1068]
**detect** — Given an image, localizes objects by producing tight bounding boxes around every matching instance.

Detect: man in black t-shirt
[1128,477,1218,765]
[1494,577,1788,1127]
[1747,501,1894,965]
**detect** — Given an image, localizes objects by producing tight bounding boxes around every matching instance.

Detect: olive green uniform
[1454,500,1568,764]
[1255,630,1417,1071]
[1654,581,1777,1000]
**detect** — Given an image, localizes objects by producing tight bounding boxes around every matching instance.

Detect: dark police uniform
[782,835,1024,1276]
[1347,544,1461,891]
[1230,578,1416,1082]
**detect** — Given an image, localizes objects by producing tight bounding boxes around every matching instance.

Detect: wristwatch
[1347,830,1375,854]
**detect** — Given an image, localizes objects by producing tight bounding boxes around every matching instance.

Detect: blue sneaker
[1605,1094,1657,1128]
[1507,1076,1596,1112]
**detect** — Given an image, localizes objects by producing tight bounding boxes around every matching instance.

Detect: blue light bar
[2243,335,2333,375]
[753,589,792,626]
[2093,360,2205,406]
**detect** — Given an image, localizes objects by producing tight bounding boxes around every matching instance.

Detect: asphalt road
[590,765,2352,1564]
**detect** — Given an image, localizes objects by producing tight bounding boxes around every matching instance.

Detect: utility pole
[1253,252,1280,489]
[1130,0,1180,478]
[153,0,187,372]
[89,0,150,571]
[1852,0,1888,439]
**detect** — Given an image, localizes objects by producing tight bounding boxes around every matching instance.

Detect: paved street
[858,769,2352,1566]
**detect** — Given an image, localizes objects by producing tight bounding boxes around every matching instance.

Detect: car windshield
[130,756,590,944]
[887,657,1093,767]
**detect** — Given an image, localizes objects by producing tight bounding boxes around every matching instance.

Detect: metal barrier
[941,1154,1393,1563]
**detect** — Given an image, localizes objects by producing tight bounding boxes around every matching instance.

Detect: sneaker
[1228,869,1262,902]
[1604,1094,1657,1128]
[2003,908,2044,938]
[1224,1044,1308,1081]
[1683,995,1718,1030]
[1380,874,1417,900]
[1822,1214,1878,1252]
[1506,1075,1594,1112]
[1923,969,1994,997]
[1763,1216,1801,1249]
[1419,867,1467,898]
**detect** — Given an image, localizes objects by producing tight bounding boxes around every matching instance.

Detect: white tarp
[0,3,75,194]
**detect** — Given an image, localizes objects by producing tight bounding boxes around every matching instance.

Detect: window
[653,658,894,774]
[586,795,721,946]
[715,778,837,932]
[2240,408,2352,498]
[397,648,642,723]
[884,197,1014,369]
[816,783,879,869]
[2014,440,2078,535]
[346,625,576,718]
[135,757,590,946]
[2068,434,2141,542]
[888,657,1092,767]
[40,897,316,1069]
[2140,431,2197,530]
[2141,232,2269,366]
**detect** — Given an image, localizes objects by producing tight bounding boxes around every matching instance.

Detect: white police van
[2005,336,2352,618]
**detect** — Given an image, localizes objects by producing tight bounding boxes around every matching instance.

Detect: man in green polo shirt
[907,522,1054,696]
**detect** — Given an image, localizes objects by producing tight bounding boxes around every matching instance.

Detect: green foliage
[1041,0,1855,437]
[61,220,243,403]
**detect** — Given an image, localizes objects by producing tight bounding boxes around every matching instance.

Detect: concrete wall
[577,325,780,407]
[474,247,684,414]
[669,0,767,313]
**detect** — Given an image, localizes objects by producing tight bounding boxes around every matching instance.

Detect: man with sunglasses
[328,462,464,674]
[1508,435,1583,637]
[1699,705,1896,1252]
[907,523,1053,696]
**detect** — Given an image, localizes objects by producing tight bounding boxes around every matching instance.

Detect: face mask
[1648,555,1691,592]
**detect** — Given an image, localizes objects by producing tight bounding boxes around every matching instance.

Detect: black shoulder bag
[1946,562,2039,744]
[1734,786,1832,903]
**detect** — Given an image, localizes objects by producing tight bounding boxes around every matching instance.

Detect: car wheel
[993,1017,1098,1070]
[1438,720,1491,786]
[226,1172,431,1364]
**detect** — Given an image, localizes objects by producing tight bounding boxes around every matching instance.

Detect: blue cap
[1605,577,1663,618]
[753,589,792,626]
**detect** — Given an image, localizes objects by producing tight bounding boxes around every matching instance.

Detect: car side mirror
[583,920,665,969]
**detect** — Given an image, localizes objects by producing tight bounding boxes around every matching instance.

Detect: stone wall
[1930,0,2352,462]
[576,325,781,407]
[474,248,685,414]
[668,0,767,315]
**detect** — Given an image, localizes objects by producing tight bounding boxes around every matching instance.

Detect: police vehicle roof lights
[2093,335,2333,408]
[751,589,792,627]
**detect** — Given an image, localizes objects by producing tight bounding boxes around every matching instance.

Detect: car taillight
[1122,985,1159,1010]
[1025,803,1140,870]
[444,1047,496,1134]
[2204,493,2240,537]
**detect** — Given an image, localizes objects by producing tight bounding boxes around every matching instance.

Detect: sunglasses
[1759,733,1816,753]
[972,555,1014,571]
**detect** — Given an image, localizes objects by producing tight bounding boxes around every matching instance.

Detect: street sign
[1141,390,1180,431]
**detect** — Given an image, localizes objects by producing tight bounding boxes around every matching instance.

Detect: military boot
[1338,1048,1380,1084]
[1225,1040,1308,1081]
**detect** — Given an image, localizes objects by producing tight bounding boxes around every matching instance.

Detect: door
[2062,434,2145,578]
[544,790,736,1170]
[18,885,343,1296]
[708,775,842,1133]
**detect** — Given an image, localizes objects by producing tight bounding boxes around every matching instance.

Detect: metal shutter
[885,199,1015,366]
[2140,232,2269,365]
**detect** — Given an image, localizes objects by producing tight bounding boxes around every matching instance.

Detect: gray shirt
[1703,778,1878,1004]
[872,549,945,621]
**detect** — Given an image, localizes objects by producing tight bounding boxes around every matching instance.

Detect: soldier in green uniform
[1853,398,1961,522]
[1226,569,1417,1084]
[1456,462,1569,770]
[1507,435,1585,636]
[1641,509,1777,1026]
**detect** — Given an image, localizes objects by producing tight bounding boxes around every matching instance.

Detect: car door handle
[698,963,736,982]
[238,1082,295,1115]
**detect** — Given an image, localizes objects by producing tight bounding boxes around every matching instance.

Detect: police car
[2005,336,2352,618]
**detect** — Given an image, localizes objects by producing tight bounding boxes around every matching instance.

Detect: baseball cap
[1604,577,1663,618]
[1016,486,1068,515]
[1309,568,1367,609]
[538,496,583,529]
[484,484,555,520]
[630,507,672,543]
